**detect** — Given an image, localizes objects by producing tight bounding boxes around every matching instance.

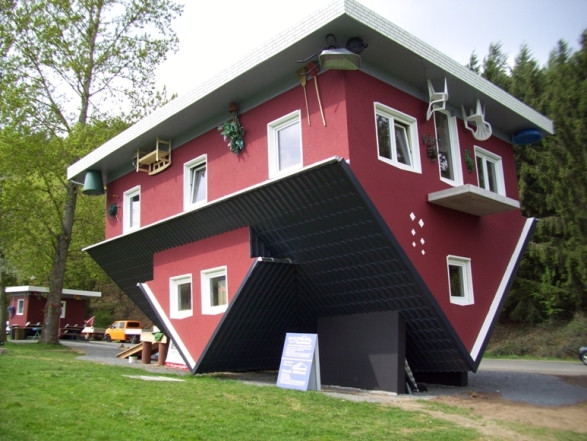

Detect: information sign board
[276,333,320,391]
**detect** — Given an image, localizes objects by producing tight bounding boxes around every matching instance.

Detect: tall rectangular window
[375,103,421,173]
[183,155,207,210]
[447,256,474,306]
[60,300,66,319]
[268,111,302,178]
[201,266,228,315]
[170,275,192,319]
[475,146,505,195]
[434,110,462,185]
[123,186,141,233]
[17,299,24,315]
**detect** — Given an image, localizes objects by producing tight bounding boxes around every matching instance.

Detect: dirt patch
[433,392,587,434]
[322,384,587,440]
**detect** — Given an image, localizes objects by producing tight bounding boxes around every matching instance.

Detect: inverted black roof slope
[196,259,299,373]
[85,158,472,373]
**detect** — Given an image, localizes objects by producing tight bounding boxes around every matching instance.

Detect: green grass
[0,343,478,441]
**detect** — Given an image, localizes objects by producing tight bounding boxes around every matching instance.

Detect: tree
[506,35,586,323]
[0,0,182,343]
[466,51,481,74]
[481,42,511,91]
[468,33,587,324]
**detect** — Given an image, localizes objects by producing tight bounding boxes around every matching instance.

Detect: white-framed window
[268,110,302,178]
[123,185,141,233]
[60,301,66,319]
[474,146,505,195]
[16,299,24,315]
[170,274,193,319]
[447,255,474,306]
[201,266,228,315]
[434,110,463,185]
[375,102,421,173]
[183,155,207,211]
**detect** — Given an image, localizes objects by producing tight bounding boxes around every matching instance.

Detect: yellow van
[104,320,142,343]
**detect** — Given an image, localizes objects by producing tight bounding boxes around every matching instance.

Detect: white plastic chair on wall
[462,99,492,141]
[426,78,449,121]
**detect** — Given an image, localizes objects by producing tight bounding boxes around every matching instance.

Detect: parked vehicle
[579,346,587,365]
[104,320,142,344]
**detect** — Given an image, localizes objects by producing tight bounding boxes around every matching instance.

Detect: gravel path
[60,339,587,406]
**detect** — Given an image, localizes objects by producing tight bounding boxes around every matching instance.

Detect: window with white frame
[434,110,462,185]
[16,299,24,315]
[447,256,474,306]
[183,155,207,210]
[474,146,505,195]
[123,186,141,233]
[60,300,66,319]
[201,266,228,315]
[170,275,193,319]
[268,110,302,178]
[375,102,421,173]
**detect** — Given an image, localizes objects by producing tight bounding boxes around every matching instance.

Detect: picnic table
[59,324,83,340]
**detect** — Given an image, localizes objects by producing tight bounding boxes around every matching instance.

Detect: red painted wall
[105,72,349,239]
[61,298,88,327]
[147,227,254,362]
[7,294,87,328]
[344,71,526,351]
[105,69,527,356]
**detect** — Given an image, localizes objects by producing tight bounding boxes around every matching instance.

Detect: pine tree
[482,42,511,91]
[507,34,587,322]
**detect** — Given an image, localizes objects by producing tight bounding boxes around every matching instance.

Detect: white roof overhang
[68,0,554,184]
[6,286,102,298]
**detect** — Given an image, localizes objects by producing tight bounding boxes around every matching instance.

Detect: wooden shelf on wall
[135,138,172,175]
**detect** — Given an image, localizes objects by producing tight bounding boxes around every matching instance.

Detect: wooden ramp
[116,342,160,359]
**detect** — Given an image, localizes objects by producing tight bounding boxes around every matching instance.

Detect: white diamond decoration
[420,238,425,245]
[410,212,416,221]
[411,229,416,236]
[419,219,424,228]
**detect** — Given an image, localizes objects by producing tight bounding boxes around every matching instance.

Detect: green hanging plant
[464,148,475,173]
[218,102,245,154]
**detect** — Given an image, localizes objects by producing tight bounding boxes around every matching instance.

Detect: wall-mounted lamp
[82,170,105,196]
[108,203,119,218]
[298,34,367,71]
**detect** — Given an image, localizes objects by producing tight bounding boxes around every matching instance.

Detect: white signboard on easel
[276,333,320,391]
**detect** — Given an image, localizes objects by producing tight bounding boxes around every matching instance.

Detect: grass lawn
[0,342,479,441]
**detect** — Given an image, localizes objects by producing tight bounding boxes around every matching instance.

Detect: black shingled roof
[85,157,473,373]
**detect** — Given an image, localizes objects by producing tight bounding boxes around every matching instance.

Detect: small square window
[474,146,505,195]
[170,275,192,319]
[201,266,228,315]
[375,102,421,173]
[447,256,474,306]
[123,186,141,233]
[183,155,207,210]
[268,111,302,178]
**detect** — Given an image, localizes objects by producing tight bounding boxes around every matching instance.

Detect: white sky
[156,0,586,97]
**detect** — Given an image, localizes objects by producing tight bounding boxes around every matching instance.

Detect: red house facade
[68,1,553,392]
[6,286,101,338]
